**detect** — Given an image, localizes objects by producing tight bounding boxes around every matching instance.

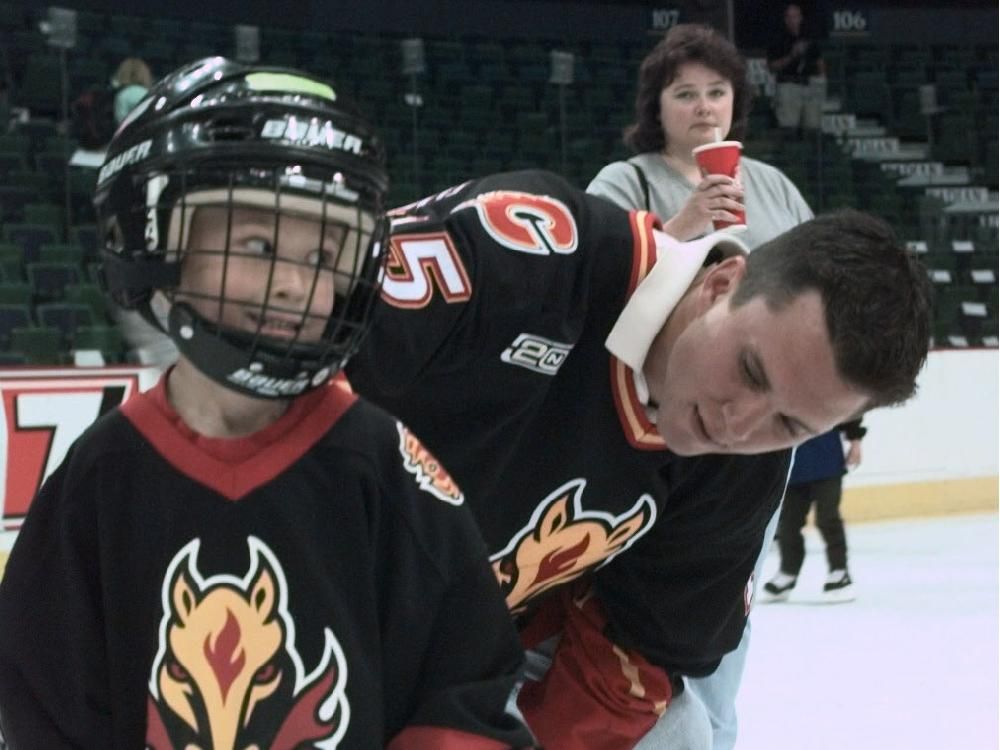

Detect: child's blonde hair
[113,58,153,88]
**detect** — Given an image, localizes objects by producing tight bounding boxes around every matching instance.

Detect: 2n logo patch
[501,333,573,376]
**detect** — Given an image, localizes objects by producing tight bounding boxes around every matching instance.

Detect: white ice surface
[737,512,999,750]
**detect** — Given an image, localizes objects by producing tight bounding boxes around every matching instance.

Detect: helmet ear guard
[94,57,390,399]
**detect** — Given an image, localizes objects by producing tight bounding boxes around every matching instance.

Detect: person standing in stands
[111,57,154,125]
[107,57,181,367]
[588,23,812,750]
[766,3,827,134]
[763,420,866,603]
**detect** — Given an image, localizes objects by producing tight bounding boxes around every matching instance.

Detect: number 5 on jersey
[380,232,472,309]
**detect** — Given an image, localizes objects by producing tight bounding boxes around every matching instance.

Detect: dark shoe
[822,569,856,603]
[761,573,797,603]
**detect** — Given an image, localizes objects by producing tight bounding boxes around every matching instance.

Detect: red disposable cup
[691,140,746,232]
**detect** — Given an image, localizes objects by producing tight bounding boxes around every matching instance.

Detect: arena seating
[0,4,996,361]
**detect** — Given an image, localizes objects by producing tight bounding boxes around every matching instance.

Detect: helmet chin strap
[167,303,336,400]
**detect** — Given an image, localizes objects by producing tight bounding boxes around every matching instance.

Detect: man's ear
[696,254,747,311]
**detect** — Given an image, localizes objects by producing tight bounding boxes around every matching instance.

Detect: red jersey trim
[121,373,357,501]
[387,726,524,750]
[610,211,667,451]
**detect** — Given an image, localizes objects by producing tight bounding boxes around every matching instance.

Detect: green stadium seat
[72,325,125,363]
[9,326,63,365]
[0,151,26,175]
[0,134,30,154]
[845,71,893,121]
[108,13,145,39]
[95,36,132,61]
[0,279,32,304]
[64,283,110,322]
[7,169,53,198]
[0,187,35,223]
[69,58,111,93]
[34,150,71,184]
[27,262,83,302]
[71,225,100,258]
[2,224,59,263]
[39,244,86,265]
[149,17,185,41]
[23,204,66,233]
[932,113,975,163]
[19,55,63,115]
[36,302,95,346]
[0,1,26,30]
[0,304,33,347]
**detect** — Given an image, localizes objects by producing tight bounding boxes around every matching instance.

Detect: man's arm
[594,450,791,674]
[514,451,790,750]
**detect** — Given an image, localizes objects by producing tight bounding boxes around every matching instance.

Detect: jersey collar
[606,227,748,450]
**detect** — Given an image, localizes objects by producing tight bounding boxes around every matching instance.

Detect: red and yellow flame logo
[146,537,350,749]
[490,479,656,612]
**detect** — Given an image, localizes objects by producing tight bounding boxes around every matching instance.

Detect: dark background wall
[20,0,999,47]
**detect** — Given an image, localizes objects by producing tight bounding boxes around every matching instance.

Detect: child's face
[179,205,352,343]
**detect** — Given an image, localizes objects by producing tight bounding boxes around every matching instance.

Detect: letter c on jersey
[455,190,579,256]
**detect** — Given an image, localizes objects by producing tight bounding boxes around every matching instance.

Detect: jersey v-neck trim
[121,372,357,500]
[608,210,667,451]
[606,213,748,451]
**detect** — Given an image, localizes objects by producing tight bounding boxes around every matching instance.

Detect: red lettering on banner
[0,370,147,531]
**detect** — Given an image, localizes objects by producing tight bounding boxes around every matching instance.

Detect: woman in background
[587,23,814,750]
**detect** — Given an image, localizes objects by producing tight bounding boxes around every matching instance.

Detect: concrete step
[895,166,973,187]
[848,137,929,161]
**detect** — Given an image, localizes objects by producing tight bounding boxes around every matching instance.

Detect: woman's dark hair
[623,24,752,154]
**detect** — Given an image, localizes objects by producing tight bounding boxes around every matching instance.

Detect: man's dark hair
[731,209,932,408]
[623,24,752,154]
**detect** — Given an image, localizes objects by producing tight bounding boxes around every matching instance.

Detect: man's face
[651,257,869,456]
[179,205,352,343]
[784,4,803,34]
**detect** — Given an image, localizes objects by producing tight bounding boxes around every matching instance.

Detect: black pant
[775,476,848,576]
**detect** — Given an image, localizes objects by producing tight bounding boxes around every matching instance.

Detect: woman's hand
[662,174,744,241]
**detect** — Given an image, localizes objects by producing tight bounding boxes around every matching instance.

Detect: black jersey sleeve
[592,450,791,676]
[0,447,110,748]
[368,414,536,748]
[348,169,635,399]
[387,558,537,750]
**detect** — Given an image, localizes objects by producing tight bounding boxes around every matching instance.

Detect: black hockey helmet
[94,56,390,398]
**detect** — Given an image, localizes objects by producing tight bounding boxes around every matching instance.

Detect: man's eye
[741,356,763,390]
[781,416,801,438]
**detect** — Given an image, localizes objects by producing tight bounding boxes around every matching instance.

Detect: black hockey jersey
[347,170,791,676]
[0,377,534,749]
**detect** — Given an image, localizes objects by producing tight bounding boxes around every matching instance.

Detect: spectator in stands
[111,57,153,125]
[106,56,178,369]
[588,22,813,750]
[766,2,826,134]
[762,420,867,603]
